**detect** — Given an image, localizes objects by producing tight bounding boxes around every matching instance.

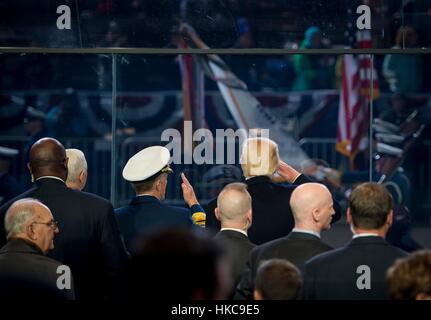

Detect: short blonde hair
[240,137,279,178]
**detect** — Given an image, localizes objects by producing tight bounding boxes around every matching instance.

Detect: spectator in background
[383,26,422,93]
[214,182,255,297]
[387,250,431,300]
[0,198,75,300]
[254,259,302,300]
[23,106,50,164]
[65,148,88,191]
[292,26,334,91]
[0,146,21,206]
[122,227,231,300]
[47,88,92,138]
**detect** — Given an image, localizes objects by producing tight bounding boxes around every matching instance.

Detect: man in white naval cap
[115,146,206,252]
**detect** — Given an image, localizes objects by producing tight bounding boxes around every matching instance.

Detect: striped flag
[336,1,379,163]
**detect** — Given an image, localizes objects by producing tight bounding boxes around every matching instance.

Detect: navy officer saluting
[115,146,206,252]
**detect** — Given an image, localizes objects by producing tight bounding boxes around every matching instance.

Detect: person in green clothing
[292,26,334,91]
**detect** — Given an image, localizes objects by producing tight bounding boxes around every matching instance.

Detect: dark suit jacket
[115,195,196,252]
[0,238,75,300]
[303,236,408,300]
[235,231,332,300]
[0,178,129,300]
[214,229,255,294]
[206,174,342,245]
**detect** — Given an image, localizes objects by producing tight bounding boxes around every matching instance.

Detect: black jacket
[206,175,342,245]
[302,236,408,300]
[0,238,75,300]
[115,195,197,252]
[235,231,332,300]
[214,229,256,294]
[0,177,129,300]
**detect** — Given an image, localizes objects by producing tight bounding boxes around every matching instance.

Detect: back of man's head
[4,198,38,240]
[387,250,431,300]
[289,183,334,232]
[4,198,50,242]
[349,182,392,230]
[65,148,88,191]
[240,137,279,178]
[28,138,67,181]
[216,183,252,229]
[124,227,231,300]
[254,259,302,300]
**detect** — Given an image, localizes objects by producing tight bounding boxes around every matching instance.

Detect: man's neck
[137,192,161,200]
[351,227,386,238]
[294,223,321,234]
[35,175,65,183]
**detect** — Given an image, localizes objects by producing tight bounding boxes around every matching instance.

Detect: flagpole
[369,54,374,182]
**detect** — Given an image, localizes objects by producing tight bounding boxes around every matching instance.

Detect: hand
[181,173,199,207]
[276,160,301,183]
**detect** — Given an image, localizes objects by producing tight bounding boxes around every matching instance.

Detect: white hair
[66,148,87,184]
[4,198,41,239]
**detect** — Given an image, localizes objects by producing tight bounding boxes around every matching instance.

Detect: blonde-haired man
[207,137,341,245]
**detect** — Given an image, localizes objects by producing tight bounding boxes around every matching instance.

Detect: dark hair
[255,259,302,300]
[349,183,392,229]
[387,250,431,300]
[123,227,227,300]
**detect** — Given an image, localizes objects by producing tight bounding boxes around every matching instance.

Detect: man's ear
[346,208,352,224]
[27,163,32,174]
[26,223,36,240]
[311,208,320,222]
[387,210,393,227]
[215,208,221,222]
[78,171,85,184]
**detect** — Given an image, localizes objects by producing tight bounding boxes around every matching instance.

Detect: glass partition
[0,53,113,201]
[0,0,430,49]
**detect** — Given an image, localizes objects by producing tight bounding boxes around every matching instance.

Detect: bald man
[235,183,334,300]
[0,198,74,299]
[65,148,88,191]
[214,183,255,297]
[0,138,128,300]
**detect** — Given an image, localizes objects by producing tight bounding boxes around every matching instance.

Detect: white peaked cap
[122,146,172,182]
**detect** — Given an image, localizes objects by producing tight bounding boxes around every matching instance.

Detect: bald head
[28,138,68,181]
[66,148,88,191]
[289,183,335,232]
[216,183,252,229]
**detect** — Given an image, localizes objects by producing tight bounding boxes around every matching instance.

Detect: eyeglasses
[32,219,59,229]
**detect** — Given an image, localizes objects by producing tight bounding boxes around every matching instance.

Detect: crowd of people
[0,135,430,300]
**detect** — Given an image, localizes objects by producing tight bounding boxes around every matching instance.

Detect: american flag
[336,0,380,162]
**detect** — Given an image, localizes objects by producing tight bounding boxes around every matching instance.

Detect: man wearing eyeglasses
[0,198,75,300]
[115,146,206,252]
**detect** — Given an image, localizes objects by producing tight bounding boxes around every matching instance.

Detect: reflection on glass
[0,54,113,201]
[0,0,430,48]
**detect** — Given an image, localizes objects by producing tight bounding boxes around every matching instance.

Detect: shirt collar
[35,176,65,183]
[292,228,321,239]
[220,228,248,237]
[352,233,381,239]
